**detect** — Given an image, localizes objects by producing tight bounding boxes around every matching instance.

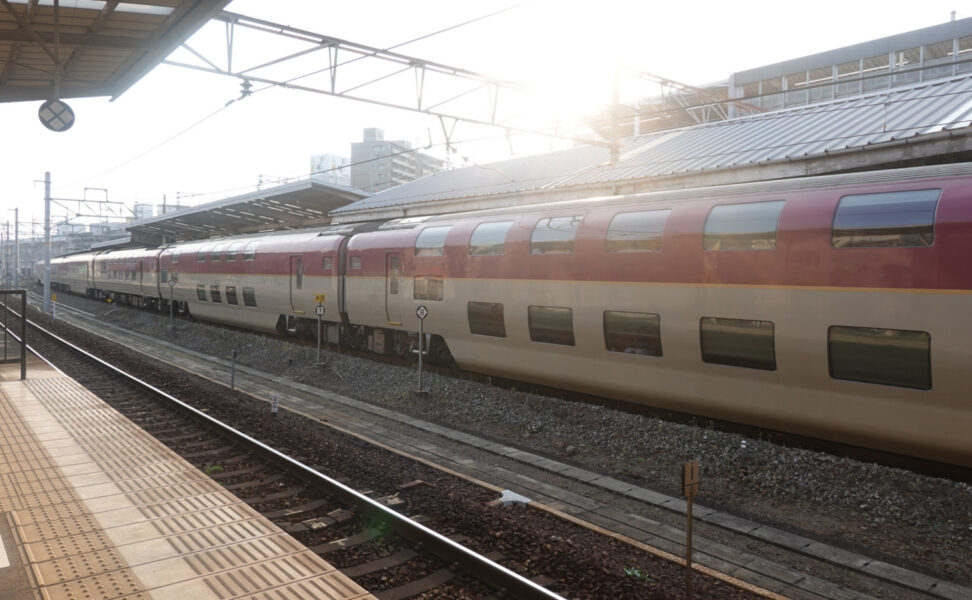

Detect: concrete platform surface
[0,358,376,600]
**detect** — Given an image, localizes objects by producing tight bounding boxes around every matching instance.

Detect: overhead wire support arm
[163,10,610,149]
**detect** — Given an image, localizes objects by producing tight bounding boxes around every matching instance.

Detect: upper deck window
[606,210,670,252]
[196,245,213,261]
[225,242,244,261]
[469,221,514,255]
[415,226,452,256]
[242,241,260,261]
[831,189,939,248]
[531,216,582,254]
[704,201,784,251]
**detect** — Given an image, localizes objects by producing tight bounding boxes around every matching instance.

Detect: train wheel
[428,335,457,368]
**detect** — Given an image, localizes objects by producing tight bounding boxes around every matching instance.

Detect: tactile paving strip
[0,373,375,600]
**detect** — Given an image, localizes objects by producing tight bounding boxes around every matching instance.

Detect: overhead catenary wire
[54,2,535,193]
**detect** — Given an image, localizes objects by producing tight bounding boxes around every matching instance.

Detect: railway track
[11,302,773,599]
[18,315,568,600]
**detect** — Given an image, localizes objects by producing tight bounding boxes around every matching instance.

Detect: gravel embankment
[57,296,972,584]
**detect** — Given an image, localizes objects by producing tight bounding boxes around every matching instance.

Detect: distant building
[56,223,86,236]
[133,203,154,221]
[350,128,445,192]
[88,222,126,237]
[728,15,972,116]
[310,153,351,186]
[156,202,187,215]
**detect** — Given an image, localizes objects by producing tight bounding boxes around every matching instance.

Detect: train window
[210,244,227,261]
[242,241,260,261]
[350,256,362,269]
[604,311,662,356]
[414,276,443,301]
[606,210,670,253]
[703,200,784,251]
[243,287,257,307]
[531,216,582,254]
[171,251,180,264]
[196,285,207,301]
[416,226,452,256]
[828,326,931,389]
[323,256,334,271]
[225,242,244,261]
[469,221,514,255]
[196,245,213,261]
[160,269,167,283]
[831,189,940,248]
[700,317,776,370]
[468,302,506,337]
[295,258,303,290]
[225,286,239,305]
[210,285,222,303]
[528,306,575,346]
[100,262,107,273]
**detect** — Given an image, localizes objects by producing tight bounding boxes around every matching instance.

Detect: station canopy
[126,175,370,246]
[0,0,230,102]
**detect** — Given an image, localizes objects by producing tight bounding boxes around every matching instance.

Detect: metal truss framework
[164,11,765,153]
[164,10,609,149]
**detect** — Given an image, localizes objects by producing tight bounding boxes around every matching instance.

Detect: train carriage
[159,229,350,335]
[342,164,972,467]
[41,164,972,467]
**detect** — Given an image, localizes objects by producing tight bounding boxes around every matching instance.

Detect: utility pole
[610,66,620,165]
[43,172,51,314]
[14,208,19,286]
[4,221,9,286]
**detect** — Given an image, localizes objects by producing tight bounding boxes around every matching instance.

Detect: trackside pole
[682,460,700,598]
[415,305,428,392]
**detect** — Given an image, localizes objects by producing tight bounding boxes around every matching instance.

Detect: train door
[385,253,402,324]
[290,255,303,311]
[138,261,144,294]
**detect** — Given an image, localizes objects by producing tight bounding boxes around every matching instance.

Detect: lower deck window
[226,286,238,305]
[828,326,931,389]
[604,311,662,356]
[700,317,776,370]
[243,287,257,307]
[210,285,222,303]
[528,305,574,346]
[468,302,506,337]
[414,276,443,301]
[196,284,207,301]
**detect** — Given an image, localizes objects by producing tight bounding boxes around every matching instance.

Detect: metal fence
[0,290,27,380]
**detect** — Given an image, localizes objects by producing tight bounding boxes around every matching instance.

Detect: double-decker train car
[38,164,972,467]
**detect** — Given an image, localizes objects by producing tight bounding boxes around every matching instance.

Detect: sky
[0,0,967,234]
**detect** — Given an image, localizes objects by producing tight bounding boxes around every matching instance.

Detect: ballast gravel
[58,297,972,585]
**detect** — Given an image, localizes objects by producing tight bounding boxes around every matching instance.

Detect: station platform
[0,352,376,600]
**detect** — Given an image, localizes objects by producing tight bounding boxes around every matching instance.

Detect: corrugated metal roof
[331,145,608,214]
[127,174,369,245]
[333,75,972,217]
[0,0,231,102]
[558,76,972,186]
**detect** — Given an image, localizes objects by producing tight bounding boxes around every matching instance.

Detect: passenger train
[40,164,972,468]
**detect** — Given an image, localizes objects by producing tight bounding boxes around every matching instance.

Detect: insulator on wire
[240,80,252,98]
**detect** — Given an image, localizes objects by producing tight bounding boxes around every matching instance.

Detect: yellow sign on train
[315,294,326,302]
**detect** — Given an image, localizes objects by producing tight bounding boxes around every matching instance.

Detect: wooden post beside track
[682,460,700,598]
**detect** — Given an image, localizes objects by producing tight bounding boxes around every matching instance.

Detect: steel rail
[17,314,568,600]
